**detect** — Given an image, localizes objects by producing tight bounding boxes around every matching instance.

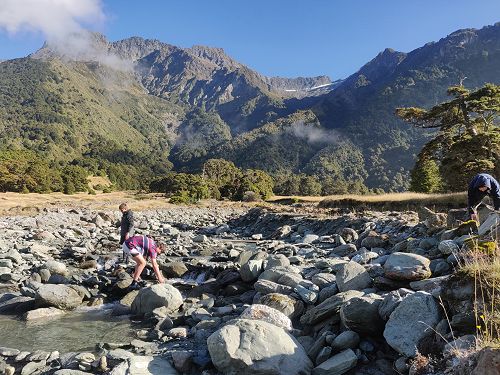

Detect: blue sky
[1,0,499,79]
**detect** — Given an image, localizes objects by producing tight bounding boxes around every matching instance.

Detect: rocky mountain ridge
[7,22,500,190]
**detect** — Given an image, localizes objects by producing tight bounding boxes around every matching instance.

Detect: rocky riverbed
[0,203,497,375]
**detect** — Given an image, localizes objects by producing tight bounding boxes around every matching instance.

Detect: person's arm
[126,211,135,239]
[151,258,165,283]
[490,183,500,211]
[467,184,476,216]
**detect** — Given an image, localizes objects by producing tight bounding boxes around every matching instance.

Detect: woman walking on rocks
[122,235,166,289]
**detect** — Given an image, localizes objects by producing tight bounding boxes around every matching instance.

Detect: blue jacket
[467,173,500,213]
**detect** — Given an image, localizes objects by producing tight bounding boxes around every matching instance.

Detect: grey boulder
[131,284,183,315]
[35,284,83,310]
[384,252,431,281]
[337,262,372,292]
[207,319,312,375]
[383,291,441,357]
[312,349,357,375]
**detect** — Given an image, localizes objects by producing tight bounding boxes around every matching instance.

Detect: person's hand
[158,276,165,284]
[125,233,129,240]
[471,213,478,221]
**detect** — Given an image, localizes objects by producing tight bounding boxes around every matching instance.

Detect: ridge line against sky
[0,0,499,79]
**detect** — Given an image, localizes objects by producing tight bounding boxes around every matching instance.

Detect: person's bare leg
[132,255,146,281]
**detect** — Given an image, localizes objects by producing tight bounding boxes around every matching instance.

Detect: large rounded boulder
[131,284,183,315]
[383,291,441,357]
[384,252,431,281]
[35,284,83,310]
[340,294,385,336]
[207,319,312,375]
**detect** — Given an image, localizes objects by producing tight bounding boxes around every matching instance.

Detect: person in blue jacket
[467,173,500,220]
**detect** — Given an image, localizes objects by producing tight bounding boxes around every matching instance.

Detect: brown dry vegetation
[0,191,171,215]
[0,191,256,216]
[270,192,467,212]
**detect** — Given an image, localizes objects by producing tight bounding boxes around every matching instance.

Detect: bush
[151,172,210,202]
[0,150,62,193]
[242,191,261,202]
[170,190,194,204]
[236,169,274,200]
[64,181,76,195]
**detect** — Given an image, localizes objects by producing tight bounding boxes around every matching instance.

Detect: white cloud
[289,121,340,144]
[0,0,134,71]
[0,0,104,42]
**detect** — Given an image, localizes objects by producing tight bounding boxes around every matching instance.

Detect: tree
[397,84,500,191]
[410,158,442,193]
[202,159,242,199]
[236,169,274,200]
[299,175,322,196]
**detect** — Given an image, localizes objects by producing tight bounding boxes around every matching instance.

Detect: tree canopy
[397,83,500,192]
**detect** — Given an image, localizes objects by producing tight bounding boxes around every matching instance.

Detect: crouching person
[122,235,166,289]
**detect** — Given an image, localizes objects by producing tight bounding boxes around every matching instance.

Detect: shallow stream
[0,306,135,353]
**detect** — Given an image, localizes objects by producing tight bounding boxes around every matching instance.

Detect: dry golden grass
[0,191,174,215]
[0,191,255,216]
[459,240,500,349]
[268,192,467,212]
[87,175,112,188]
[269,192,466,203]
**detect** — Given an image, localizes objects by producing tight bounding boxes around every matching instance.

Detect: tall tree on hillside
[396,84,500,192]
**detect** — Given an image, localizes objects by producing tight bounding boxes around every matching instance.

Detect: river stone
[341,228,358,242]
[254,279,293,295]
[0,250,23,264]
[318,284,339,303]
[264,254,290,270]
[131,284,183,315]
[340,295,385,336]
[378,288,414,321]
[384,252,431,281]
[23,307,65,321]
[240,304,292,330]
[21,360,47,375]
[438,240,459,255]
[0,259,13,268]
[301,234,319,244]
[160,262,188,278]
[361,234,387,249]
[258,293,304,319]
[311,273,336,288]
[330,244,357,257]
[54,369,93,374]
[193,235,208,243]
[259,266,300,283]
[312,349,357,375]
[277,273,304,288]
[42,260,68,276]
[240,259,263,282]
[128,355,178,375]
[294,284,318,304]
[337,262,372,292]
[35,284,83,310]
[0,295,35,314]
[300,290,364,325]
[332,331,360,351]
[384,291,441,357]
[207,319,313,375]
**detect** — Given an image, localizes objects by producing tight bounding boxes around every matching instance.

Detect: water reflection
[0,306,135,353]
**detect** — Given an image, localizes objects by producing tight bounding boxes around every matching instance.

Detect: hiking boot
[128,280,142,291]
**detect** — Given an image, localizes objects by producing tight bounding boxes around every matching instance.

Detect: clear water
[0,306,136,353]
